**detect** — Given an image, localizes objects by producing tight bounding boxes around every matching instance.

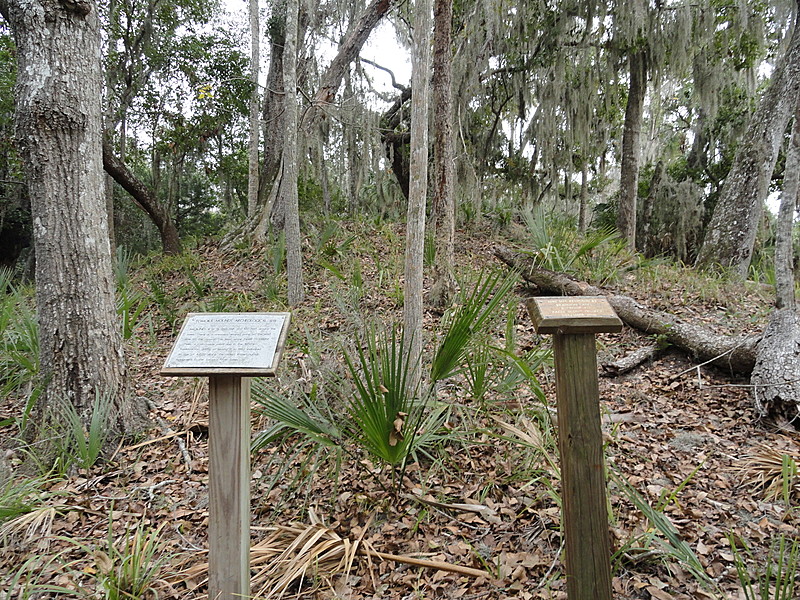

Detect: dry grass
[738,440,800,502]
[176,509,487,598]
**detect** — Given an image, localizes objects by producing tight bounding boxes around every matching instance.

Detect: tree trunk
[617,51,647,249]
[494,246,761,375]
[301,0,399,130]
[751,100,800,427]
[5,0,140,437]
[247,0,260,219]
[578,161,589,233]
[102,140,182,255]
[639,159,664,256]
[429,0,456,309]
[695,0,800,276]
[404,0,432,392]
[256,9,285,217]
[282,0,303,306]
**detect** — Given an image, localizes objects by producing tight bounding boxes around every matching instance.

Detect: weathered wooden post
[162,312,291,600]
[526,297,621,600]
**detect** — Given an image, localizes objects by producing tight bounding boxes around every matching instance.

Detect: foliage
[729,533,799,600]
[430,269,518,383]
[611,469,716,592]
[114,247,150,340]
[344,326,424,470]
[0,269,39,402]
[521,207,634,284]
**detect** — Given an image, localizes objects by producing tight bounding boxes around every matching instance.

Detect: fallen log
[600,344,664,377]
[495,246,761,376]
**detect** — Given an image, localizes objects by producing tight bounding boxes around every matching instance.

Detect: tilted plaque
[526,296,622,334]
[161,312,291,376]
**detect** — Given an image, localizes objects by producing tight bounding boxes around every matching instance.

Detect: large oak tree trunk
[751,100,800,427]
[5,0,141,437]
[695,0,800,275]
[301,0,399,130]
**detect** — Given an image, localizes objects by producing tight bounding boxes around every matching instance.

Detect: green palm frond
[345,326,421,467]
[251,381,341,452]
[430,269,517,383]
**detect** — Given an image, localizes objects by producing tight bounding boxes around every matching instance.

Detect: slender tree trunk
[578,161,589,233]
[247,0,260,219]
[696,0,800,275]
[404,0,432,392]
[617,51,647,249]
[282,0,303,306]
[639,159,664,256]
[429,0,456,309]
[102,140,182,254]
[5,0,140,437]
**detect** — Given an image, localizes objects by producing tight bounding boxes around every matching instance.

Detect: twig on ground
[144,397,192,469]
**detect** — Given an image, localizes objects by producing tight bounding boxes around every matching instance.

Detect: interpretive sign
[160,311,292,600]
[526,296,622,334]
[161,312,290,376]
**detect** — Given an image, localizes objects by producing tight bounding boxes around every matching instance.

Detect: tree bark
[404,0,432,392]
[301,0,399,130]
[494,246,761,375]
[101,140,181,255]
[751,100,800,427]
[282,0,303,306]
[429,0,456,309]
[578,161,589,234]
[247,0,260,219]
[617,50,647,249]
[6,0,140,437]
[256,7,285,217]
[639,159,664,256]
[695,0,800,275]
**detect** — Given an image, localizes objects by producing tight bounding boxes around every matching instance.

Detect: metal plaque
[526,296,622,334]
[161,312,291,376]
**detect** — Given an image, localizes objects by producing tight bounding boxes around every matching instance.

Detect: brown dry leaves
[2,229,799,599]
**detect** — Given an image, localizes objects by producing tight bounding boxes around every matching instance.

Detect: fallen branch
[600,344,663,377]
[495,246,761,375]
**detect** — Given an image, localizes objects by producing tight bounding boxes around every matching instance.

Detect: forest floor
[1,218,799,599]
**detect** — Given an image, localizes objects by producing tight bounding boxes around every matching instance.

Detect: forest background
[1,0,800,598]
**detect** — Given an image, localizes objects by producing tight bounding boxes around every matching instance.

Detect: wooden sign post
[161,312,291,600]
[526,297,621,600]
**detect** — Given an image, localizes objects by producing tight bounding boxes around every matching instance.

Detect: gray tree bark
[301,0,399,130]
[751,100,800,427]
[429,0,456,309]
[281,0,303,306]
[4,0,140,437]
[695,0,800,276]
[247,0,260,219]
[617,51,647,249]
[404,0,432,392]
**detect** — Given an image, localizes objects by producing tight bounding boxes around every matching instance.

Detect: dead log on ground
[495,246,761,376]
[600,344,664,377]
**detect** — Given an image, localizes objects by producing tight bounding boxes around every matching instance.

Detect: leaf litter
[0,224,798,599]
